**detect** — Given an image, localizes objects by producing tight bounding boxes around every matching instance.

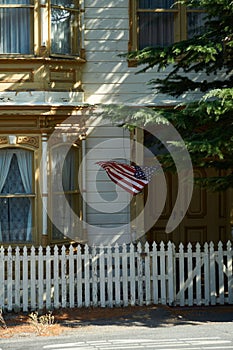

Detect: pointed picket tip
[179,242,184,252]
[160,241,165,250]
[137,241,142,253]
[187,242,192,252]
[209,241,215,250]
[195,242,201,251]
[130,242,135,251]
[227,240,232,250]
[144,241,150,252]
[204,242,209,252]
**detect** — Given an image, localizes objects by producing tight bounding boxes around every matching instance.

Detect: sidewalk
[1,304,233,338]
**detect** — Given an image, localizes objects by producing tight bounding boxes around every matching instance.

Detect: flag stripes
[96,161,152,195]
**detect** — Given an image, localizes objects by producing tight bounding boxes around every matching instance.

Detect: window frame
[0,1,35,56]
[0,146,36,246]
[49,142,82,244]
[49,0,82,58]
[0,0,83,59]
[129,0,206,52]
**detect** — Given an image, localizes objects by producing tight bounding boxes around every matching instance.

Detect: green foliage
[124,0,233,190]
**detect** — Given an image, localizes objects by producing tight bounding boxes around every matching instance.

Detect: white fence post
[152,242,158,304]
[22,246,28,312]
[92,245,98,307]
[160,242,166,305]
[137,242,143,305]
[114,243,120,307]
[122,243,128,307]
[69,245,75,308]
[30,246,36,310]
[107,245,113,307]
[38,246,44,310]
[76,244,83,307]
[195,243,202,306]
[167,241,175,306]
[0,246,5,308]
[46,246,51,310]
[218,241,225,305]
[210,241,216,305]
[99,244,106,307]
[144,242,151,305]
[179,243,185,306]
[187,243,193,306]
[204,242,210,305]
[53,245,59,309]
[15,246,21,310]
[7,246,13,312]
[84,244,90,307]
[129,243,136,306]
[227,241,233,304]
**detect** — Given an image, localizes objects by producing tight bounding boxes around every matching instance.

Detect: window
[0,149,34,243]
[51,0,81,56]
[50,145,81,241]
[0,0,82,57]
[130,0,206,50]
[0,0,34,54]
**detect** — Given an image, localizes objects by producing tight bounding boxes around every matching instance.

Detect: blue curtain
[0,149,33,243]
[0,0,32,54]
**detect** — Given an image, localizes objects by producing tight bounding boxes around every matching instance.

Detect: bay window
[0,0,82,57]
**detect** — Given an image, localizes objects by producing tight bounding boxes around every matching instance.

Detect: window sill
[0,55,86,64]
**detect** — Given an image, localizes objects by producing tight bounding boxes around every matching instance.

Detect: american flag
[96,161,158,195]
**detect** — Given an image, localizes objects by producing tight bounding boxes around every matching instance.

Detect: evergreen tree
[125,0,233,190]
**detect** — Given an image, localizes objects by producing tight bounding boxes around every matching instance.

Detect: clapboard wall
[82,0,204,106]
[85,125,132,245]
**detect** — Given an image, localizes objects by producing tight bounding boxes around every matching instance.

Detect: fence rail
[0,241,232,312]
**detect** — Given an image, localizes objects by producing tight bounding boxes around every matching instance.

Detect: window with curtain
[51,145,81,241]
[0,149,34,243]
[0,0,81,56]
[0,0,33,54]
[132,0,206,50]
[50,0,81,56]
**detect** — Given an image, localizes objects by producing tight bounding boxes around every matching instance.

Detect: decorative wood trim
[0,136,8,144]
[17,136,39,148]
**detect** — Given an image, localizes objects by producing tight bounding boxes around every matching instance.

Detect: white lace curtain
[0,149,33,242]
[0,0,31,54]
[51,146,76,239]
[50,0,73,55]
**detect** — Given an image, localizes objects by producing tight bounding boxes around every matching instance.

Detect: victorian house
[0,0,231,248]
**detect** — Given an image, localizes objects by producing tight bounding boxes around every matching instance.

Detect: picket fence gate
[0,240,232,312]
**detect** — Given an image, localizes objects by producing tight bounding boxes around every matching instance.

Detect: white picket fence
[0,241,232,312]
